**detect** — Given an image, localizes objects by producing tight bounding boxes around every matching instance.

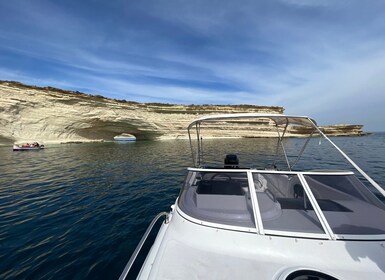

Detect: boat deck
[138,211,385,280]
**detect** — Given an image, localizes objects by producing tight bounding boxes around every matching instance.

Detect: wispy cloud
[1,0,385,130]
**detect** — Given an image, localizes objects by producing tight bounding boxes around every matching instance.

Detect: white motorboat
[120,113,385,280]
[113,134,136,141]
[13,142,45,151]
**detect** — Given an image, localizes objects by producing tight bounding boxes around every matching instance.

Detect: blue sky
[1,0,385,131]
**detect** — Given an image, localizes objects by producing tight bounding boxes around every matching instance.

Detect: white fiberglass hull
[138,206,385,280]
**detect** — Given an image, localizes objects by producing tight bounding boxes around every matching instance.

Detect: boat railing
[187,167,355,176]
[119,212,169,280]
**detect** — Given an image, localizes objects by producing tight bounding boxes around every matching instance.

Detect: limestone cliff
[0,81,365,144]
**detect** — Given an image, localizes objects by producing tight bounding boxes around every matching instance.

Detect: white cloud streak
[1,0,385,130]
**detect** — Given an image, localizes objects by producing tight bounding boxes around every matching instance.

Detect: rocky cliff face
[0,81,365,144]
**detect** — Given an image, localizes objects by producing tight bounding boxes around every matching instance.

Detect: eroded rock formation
[0,81,365,144]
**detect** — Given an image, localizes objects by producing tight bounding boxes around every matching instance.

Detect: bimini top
[188,113,318,129]
[187,113,320,170]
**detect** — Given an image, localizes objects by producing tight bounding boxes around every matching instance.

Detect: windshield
[178,169,385,239]
[178,171,255,228]
[253,173,325,234]
[304,174,385,235]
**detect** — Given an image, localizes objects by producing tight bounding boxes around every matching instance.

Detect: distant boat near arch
[113,134,136,141]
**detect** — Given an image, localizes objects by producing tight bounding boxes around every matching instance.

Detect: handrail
[309,119,385,198]
[186,167,354,175]
[119,212,169,280]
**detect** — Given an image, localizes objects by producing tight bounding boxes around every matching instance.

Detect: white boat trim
[263,229,330,240]
[334,234,385,240]
[187,167,355,176]
[247,170,264,234]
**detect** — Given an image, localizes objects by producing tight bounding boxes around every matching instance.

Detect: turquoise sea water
[0,134,385,279]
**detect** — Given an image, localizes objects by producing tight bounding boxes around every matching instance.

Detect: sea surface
[1,134,385,279]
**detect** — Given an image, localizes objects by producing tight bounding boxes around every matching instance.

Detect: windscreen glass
[253,173,325,234]
[178,171,255,228]
[304,175,385,235]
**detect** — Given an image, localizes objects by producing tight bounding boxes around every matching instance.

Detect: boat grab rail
[119,211,169,280]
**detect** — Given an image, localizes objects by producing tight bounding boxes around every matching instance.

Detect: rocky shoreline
[0,80,367,144]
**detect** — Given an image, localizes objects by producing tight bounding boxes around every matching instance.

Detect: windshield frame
[177,167,385,240]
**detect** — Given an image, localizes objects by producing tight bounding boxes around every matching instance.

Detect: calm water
[1,134,385,279]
